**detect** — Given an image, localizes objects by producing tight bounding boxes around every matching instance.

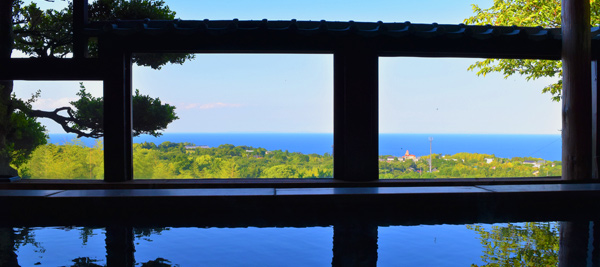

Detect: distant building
[523,160,544,168]
[536,160,545,168]
[485,158,494,164]
[185,145,209,149]
[386,157,395,162]
[402,150,417,161]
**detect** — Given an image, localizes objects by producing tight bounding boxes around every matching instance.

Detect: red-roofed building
[402,150,417,161]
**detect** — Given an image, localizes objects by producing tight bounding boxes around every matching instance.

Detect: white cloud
[180,102,242,110]
[32,97,77,110]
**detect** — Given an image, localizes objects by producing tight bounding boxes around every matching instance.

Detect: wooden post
[100,39,133,182]
[562,0,592,180]
[73,0,88,59]
[334,47,379,181]
[593,61,599,178]
[0,1,11,59]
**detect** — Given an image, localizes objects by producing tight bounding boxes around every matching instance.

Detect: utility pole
[429,137,433,173]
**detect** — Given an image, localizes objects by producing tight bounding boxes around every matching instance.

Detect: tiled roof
[84,19,600,59]
[86,19,569,39]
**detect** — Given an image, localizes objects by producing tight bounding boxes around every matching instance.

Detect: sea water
[48,133,562,161]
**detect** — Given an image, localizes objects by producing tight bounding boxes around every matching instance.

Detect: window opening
[131,54,334,179]
[12,81,104,179]
[378,57,562,179]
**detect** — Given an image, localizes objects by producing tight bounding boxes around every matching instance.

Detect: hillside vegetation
[18,141,560,179]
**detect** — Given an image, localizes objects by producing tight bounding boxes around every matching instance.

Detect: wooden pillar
[562,0,592,180]
[73,0,88,59]
[0,1,17,179]
[0,0,12,58]
[100,39,133,182]
[333,47,379,181]
[593,61,599,178]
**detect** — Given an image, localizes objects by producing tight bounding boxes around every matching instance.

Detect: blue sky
[14,0,562,134]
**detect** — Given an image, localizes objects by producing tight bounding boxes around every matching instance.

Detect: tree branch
[27,107,102,138]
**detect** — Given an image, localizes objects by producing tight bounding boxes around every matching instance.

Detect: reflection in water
[133,227,332,266]
[332,221,378,266]
[0,228,19,267]
[468,222,560,266]
[70,257,103,267]
[4,222,600,266]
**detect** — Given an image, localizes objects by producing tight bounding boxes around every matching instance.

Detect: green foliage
[22,140,333,179]
[20,139,104,179]
[468,222,560,266]
[464,0,600,101]
[89,0,176,21]
[131,53,195,70]
[132,89,178,137]
[3,92,47,169]
[22,139,560,179]
[379,153,560,179]
[3,0,190,176]
[7,109,47,167]
[12,0,194,69]
[69,83,178,137]
[69,84,103,136]
[12,1,73,58]
[87,0,195,69]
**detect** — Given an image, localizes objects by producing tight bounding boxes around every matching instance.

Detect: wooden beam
[91,32,564,60]
[0,58,103,80]
[562,0,592,180]
[334,47,378,181]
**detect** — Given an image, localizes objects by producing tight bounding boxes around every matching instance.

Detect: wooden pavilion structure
[2,1,599,182]
[1,1,600,265]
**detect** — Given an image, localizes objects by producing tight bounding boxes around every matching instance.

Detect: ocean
[47,133,562,161]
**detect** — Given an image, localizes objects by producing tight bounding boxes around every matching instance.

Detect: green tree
[468,222,560,266]
[0,0,192,177]
[464,0,600,102]
[262,165,298,178]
